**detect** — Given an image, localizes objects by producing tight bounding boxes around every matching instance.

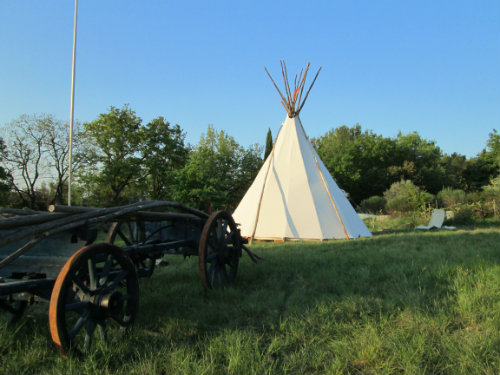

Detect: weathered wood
[0,201,208,270]
[47,205,94,213]
[0,212,67,230]
[48,206,200,221]
[0,208,42,216]
[50,201,209,219]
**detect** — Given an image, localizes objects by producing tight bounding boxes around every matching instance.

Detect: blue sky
[0,0,498,158]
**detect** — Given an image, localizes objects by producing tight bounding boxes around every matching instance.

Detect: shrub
[383,179,434,214]
[359,195,386,214]
[480,176,500,218]
[437,188,466,209]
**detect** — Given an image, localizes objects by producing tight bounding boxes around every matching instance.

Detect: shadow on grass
[135,229,499,334]
[1,228,498,364]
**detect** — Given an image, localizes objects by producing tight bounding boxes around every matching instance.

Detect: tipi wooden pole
[249,125,283,243]
[297,67,322,114]
[300,122,349,239]
[265,66,290,115]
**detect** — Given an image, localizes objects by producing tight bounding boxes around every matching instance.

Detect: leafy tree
[486,129,500,169]
[78,105,144,206]
[175,126,262,211]
[264,128,273,160]
[0,137,11,205]
[390,132,446,194]
[313,124,395,204]
[462,131,499,192]
[440,153,468,190]
[141,117,189,200]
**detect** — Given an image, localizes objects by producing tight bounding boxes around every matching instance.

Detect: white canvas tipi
[233,62,372,241]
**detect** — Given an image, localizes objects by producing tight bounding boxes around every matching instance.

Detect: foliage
[383,179,434,214]
[77,105,145,206]
[486,129,500,169]
[390,132,446,194]
[440,152,468,189]
[1,227,499,374]
[264,128,273,160]
[1,114,78,209]
[175,126,262,211]
[480,176,500,218]
[313,124,395,204]
[358,195,386,214]
[313,125,446,204]
[0,137,11,205]
[140,117,189,200]
[437,187,467,209]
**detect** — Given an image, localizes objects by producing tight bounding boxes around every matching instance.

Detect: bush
[437,188,466,209]
[383,179,434,214]
[359,195,386,214]
[438,177,499,222]
[480,176,500,218]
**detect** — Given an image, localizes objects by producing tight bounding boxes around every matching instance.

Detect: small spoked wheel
[198,211,242,289]
[49,243,139,355]
[107,221,155,277]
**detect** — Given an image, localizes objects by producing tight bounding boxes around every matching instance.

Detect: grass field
[1,222,499,374]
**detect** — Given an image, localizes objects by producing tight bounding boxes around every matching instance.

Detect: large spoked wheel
[199,211,242,289]
[49,243,139,355]
[107,221,155,277]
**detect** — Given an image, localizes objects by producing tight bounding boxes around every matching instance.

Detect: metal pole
[68,0,78,206]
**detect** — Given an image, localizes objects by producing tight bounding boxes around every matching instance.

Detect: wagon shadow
[135,230,498,336]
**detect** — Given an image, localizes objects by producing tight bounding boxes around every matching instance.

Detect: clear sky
[0,0,498,158]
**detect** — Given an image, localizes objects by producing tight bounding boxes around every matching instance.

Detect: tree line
[1,105,498,212]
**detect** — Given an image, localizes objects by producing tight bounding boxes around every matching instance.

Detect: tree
[141,117,189,200]
[264,128,273,159]
[78,105,144,206]
[0,137,11,205]
[313,124,395,204]
[1,114,81,208]
[461,131,500,191]
[440,153,468,190]
[175,126,262,211]
[3,114,49,208]
[486,129,500,170]
[391,132,446,194]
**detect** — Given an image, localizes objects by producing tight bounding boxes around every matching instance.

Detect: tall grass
[1,225,499,374]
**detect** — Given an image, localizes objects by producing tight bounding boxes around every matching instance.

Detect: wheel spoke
[84,318,97,352]
[88,258,97,290]
[97,321,107,342]
[103,270,128,293]
[99,254,113,285]
[68,310,90,340]
[65,301,90,312]
[71,275,95,296]
[206,253,217,262]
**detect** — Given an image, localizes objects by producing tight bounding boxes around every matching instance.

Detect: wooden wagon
[0,200,256,354]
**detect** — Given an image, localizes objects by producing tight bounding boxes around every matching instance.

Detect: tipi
[233,61,372,241]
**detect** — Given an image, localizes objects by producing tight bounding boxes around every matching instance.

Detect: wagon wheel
[199,211,242,289]
[107,221,155,277]
[49,243,139,355]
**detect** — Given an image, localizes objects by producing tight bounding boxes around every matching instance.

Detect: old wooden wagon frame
[0,200,256,354]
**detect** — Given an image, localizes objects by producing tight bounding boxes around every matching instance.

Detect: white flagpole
[68,0,78,206]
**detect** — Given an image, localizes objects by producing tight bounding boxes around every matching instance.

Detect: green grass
[1,224,499,374]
